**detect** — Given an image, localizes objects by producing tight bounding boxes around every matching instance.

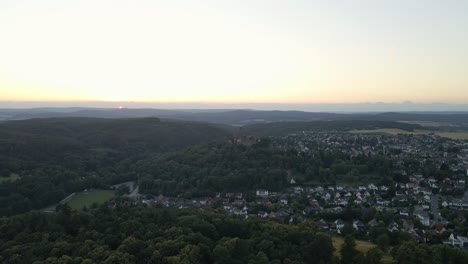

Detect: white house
[256,189,269,197]
[443,233,468,249]
[449,199,468,209]
[257,211,269,218]
[335,219,345,230]
[414,211,430,227]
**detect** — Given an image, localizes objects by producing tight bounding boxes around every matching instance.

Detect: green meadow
[67,190,114,209]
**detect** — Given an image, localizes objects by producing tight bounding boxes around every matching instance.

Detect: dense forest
[138,140,392,197]
[1,204,466,264]
[0,205,335,264]
[0,118,231,216]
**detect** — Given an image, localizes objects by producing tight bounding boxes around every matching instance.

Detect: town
[122,131,468,252]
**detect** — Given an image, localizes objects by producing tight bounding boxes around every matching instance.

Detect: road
[128,185,139,197]
[431,194,442,222]
[110,181,140,197]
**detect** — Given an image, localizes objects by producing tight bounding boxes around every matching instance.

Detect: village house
[430,224,446,235]
[257,211,269,218]
[318,219,329,230]
[449,198,468,209]
[256,189,269,197]
[414,210,430,227]
[368,219,379,227]
[443,233,468,249]
[402,220,414,231]
[399,210,410,217]
[353,220,367,232]
[387,221,400,232]
[335,219,345,232]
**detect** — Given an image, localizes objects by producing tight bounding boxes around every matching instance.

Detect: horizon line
[1,100,468,113]
[1,100,468,105]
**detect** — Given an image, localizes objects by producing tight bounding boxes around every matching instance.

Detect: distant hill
[355,112,468,123]
[1,108,467,127]
[242,120,424,137]
[0,117,232,172]
[0,108,187,120]
[0,117,231,151]
[0,108,347,124]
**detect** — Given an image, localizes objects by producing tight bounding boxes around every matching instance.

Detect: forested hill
[137,140,393,197]
[0,117,231,148]
[242,120,423,137]
[0,118,231,216]
[0,117,232,168]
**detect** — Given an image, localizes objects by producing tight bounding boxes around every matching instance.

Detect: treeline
[0,118,230,216]
[242,120,423,137]
[391,241,468,264]
[138,140,393,197]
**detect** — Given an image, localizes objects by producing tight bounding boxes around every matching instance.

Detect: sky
[0,0,467,108]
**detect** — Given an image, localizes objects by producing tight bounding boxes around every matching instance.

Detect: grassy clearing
[332,237,375,255]
[350,129,468,140]
[349,128,427,135]
[67,190,114,209]
[435,131,468,140]
[332,237,393,263]
[0,173,20,184]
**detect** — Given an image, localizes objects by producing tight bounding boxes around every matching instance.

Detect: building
[414,211,430,227]
[443,233,468,249]
[256,189,269,197]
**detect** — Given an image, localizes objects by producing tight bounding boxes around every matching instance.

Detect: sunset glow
[1,0,467,104]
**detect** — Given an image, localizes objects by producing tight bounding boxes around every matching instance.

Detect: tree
[102,251,135,264]
[366,248,383,264]
[178,245,201,264]
[248,252,269,264]
[340,236,359,264]
[212,244,230,264]
[341,223,355,236]
[376,234,390,253]
[307,233,334,263]
[392,242,430,264]
[117,236,147,258]
[115,185,130,196]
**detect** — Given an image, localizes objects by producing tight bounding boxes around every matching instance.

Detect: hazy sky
[0,0,467,105]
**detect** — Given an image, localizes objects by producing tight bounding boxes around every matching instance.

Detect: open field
[332,237,392,263]
[0,173,20,184]
[350,129,468,140]
[349,128,428,135]
[435,131,468,140]
[399,121,457,127]
[67,190,114,209]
